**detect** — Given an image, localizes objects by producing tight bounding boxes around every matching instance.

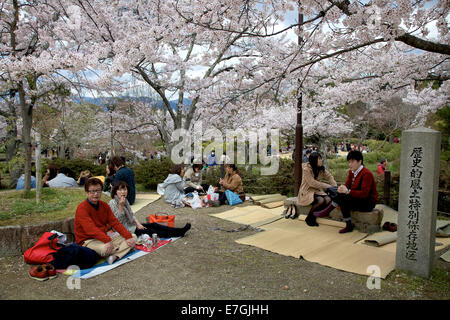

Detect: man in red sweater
[314,150,378,233]
[75,178,137,264]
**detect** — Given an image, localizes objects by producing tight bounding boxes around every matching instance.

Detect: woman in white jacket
[162,165,186,208]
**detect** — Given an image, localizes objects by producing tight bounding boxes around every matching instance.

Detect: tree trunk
[18,81,33,193]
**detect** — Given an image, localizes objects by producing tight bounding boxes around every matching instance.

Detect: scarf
[114,195,134,224]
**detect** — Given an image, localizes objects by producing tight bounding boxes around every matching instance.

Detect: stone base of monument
[284,197,383,233]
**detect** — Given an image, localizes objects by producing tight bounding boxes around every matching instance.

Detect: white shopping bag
[207,185,216,195]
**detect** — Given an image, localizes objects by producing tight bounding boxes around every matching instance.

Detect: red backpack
[23,232,64,265]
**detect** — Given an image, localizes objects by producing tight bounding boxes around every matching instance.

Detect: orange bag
[148,213,175,227]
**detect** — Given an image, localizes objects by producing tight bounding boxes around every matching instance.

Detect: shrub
[132,158,174,190]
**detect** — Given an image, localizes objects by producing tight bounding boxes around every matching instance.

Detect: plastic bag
[207,185,216,195]
[184,192,203,209]
[225,190,243,206]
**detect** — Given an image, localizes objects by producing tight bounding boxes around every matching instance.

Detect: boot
[305,213,319,227]
[339,220,354,234]
[313,203,335,218]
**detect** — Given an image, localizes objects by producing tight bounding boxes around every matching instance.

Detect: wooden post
[383,170,391,206]
[35,133,42,204]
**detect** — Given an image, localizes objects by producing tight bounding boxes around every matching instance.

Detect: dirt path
[0,195,449,300]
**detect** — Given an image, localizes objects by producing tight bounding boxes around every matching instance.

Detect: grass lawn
[0,187,110,226]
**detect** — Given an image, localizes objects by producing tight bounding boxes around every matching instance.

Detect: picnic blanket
[249,194,287,209]
[212,204,448,278]
[130,193,161,212]
[62,237,178,279]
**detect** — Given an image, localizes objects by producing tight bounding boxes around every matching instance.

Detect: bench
[284,197,383,233]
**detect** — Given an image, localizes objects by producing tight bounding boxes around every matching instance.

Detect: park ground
[0,194,449,301]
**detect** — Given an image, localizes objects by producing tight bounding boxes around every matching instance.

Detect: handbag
[225,190,243,206]
[148,213,175,227]
[23,231,66,265]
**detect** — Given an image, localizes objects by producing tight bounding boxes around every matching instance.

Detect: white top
[48,173,78,188]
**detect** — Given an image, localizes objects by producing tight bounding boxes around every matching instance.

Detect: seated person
[42,164,58,187]
[48,167,78,188]
[74,178,137,265]
[111,156,136,205]
[161,164,186,208]
[183,163,210,194]
[103,162,116,194]
[109,181,191,238]
[77,170,92,186]
[313,150,378,234]
[16,174,37,190]
[296,152,337,225]
[214,164,245,205]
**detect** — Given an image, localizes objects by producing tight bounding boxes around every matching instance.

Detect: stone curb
[0,217,75,258]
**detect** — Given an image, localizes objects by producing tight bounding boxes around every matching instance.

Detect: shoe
[106,255,118,265]
[285,205,293,219]
[305,214,319,227]
[42,263,57,279]
[382,222,397,232]
[290,205,299,219]
[339,222,354,234]
[29,265,49,281]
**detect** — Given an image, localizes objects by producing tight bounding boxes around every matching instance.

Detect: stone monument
[396,127,441,278]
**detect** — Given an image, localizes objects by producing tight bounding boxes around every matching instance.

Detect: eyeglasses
[88,190,102,194]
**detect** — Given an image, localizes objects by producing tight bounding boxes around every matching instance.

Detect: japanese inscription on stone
[406,147,423,261]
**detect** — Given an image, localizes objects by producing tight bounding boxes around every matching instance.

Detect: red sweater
[344,167,378,204]
[75,200,132,245]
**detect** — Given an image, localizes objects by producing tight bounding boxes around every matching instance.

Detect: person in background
[103,161,116,195]
[206,150,218,171]
[376,158,388,184]
[214,164,245,205]
[302,148,312,163]
[74,178,136,265]
[48,167,78,188]
[109,181,191,238]
[77,170,92,186]
[111,156,136,205]
[183,163,210,194]
[42,163,58,188]
[16,174,36,190]
[313,150,378,234]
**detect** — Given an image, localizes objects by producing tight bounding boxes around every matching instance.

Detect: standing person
[74,178,137,265]
[313,150,378,234]
[296,152,337,225]
[111,156,136,205]
[161,164,186,208]
[376,158,388,184]
[109,181,191,238]
[207,151,218,168]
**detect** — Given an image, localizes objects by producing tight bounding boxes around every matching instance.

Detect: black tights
[305,195,331,226]
[134,223,191,238]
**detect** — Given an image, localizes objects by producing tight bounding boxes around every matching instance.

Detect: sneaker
[43,263,57,279]
[29,265,49,281]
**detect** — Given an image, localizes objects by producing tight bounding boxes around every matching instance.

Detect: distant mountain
[72,96,192,111]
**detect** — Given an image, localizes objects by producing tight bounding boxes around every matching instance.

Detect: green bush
[132,158,174,190]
